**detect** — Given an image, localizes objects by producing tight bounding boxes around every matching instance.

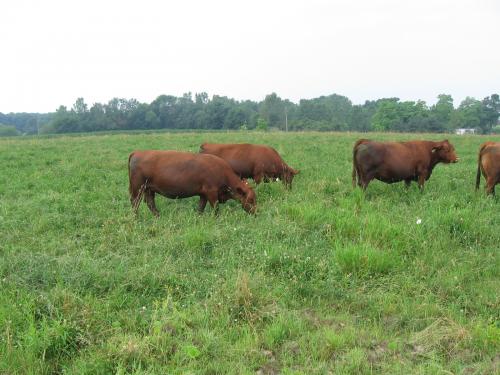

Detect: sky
[1,0,499,113]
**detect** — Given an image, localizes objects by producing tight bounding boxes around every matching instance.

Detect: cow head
[432,140,459,163]
[283,167,300,189]
[234,180,257,214]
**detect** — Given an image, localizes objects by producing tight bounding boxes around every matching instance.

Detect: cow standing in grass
[128,150,257,215]
[476,142,500,195]
[352,139,459,191]
[200,143,299,189]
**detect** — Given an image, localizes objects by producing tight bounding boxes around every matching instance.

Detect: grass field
[0,131,499,374]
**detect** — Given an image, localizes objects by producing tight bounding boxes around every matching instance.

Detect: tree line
[1,92,499,136]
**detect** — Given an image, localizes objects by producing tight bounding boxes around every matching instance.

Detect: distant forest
[0,92,499,136]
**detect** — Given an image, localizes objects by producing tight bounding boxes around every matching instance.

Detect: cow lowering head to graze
[199,143,300,189]
[475,141,500,195]
[352,139,458,191]
[128,150,257,216]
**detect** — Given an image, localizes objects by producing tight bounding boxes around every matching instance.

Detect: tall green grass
[0,131,498,374]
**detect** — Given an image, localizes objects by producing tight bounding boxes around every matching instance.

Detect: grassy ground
[0,131,498,374]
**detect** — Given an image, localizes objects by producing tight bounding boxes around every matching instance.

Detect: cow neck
[227,173,243,191]
[428,142,442,172]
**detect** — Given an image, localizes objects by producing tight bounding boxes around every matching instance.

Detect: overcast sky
[1,0,499,113]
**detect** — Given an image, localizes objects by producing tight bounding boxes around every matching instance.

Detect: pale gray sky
[1,0,499,113]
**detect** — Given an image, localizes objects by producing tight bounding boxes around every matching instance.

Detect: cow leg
[356,166,367,188]
[130,175,145,213]
[404,179,412,188]
[206,190,220,215]
[130,187,143,214]
[486,177,496,196]
[282,174,292,190]
[130,186,140,207]
[198,196,208,213]
[352,163,363,188]
[357,176,363,188]
[144,189,160,217]
[360,170,375,191]
[360,175,372,191]
[418,173,427,191]
[253,171,263,184]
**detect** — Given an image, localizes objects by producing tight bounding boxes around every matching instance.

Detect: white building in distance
[455,128,476,135]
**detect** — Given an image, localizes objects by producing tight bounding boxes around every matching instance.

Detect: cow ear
[293,169,300,175]
[441,140,451,150]
[432,144,443,153]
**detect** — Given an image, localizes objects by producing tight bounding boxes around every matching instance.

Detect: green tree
[256,117,268,131]
[4,91,494,135]
[0,123,19,136]
[431,94,454,131]
[195,92,209,105]
[480,94,500,134]
[144,110,160,129]
[88,102,108,131]
[453,97,482,131]
[204,96,233,129]
[224,107,247,129]
[371,99,436,132]
[297,94,352,131]
[46,105,79,133]
[372,99,400,131]
[150,95,177,129]
[349,105,372,132]
[260,93,286,129]
[72,97,88,114]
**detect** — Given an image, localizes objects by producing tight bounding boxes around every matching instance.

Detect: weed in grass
[334,243,399,278]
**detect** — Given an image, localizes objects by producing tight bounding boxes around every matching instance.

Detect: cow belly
[376,175,406,184]
[149,176,203,199]
[374,163,416,183]
[228,159,253,178]
[158,188,198,199]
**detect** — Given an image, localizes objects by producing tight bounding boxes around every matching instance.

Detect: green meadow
[0,131,498,374]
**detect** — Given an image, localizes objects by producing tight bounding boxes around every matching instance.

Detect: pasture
[0,131,498,374]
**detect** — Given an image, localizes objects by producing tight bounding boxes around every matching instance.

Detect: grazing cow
[352,139,458,190]
[128,150,257,216]
[475,142,500,195]
[199,143,299,189]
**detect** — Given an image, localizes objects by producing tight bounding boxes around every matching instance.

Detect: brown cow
[128,150,257,216]
[352,139,458,191]
[475,141,500,195]
[199,143,299,189]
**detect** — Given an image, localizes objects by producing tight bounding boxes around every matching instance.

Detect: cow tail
[475,145,485,191]
[128,152,134,198]
[128,152,150,212]
[352,139,368,187]
[352,156,358,187]
[475,155,481,191]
